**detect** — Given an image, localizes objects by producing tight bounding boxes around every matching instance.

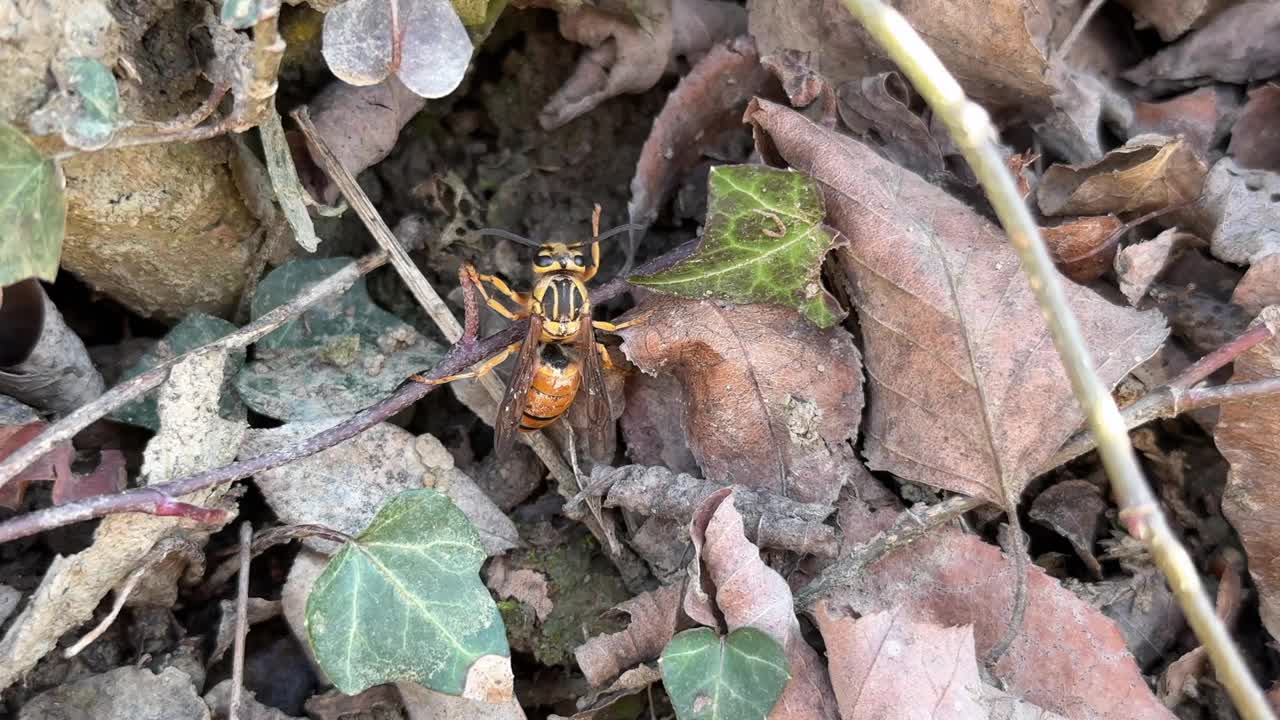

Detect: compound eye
[573,255,586,266]
[535,255,554,268]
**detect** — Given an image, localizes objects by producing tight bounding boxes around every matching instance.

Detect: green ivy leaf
[306,488,510,696]
[631,164,843,328]
[110,314,246,431]
[235,257,443,420]
[0,122,65,287]
[62,59,120,150]
[659,627,789,720]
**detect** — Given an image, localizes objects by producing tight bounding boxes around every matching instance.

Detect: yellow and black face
[533,242,590,275]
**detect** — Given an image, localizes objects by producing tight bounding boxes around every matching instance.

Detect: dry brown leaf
[747,98,1168,507]
[485,557,553,623]
[1174,158,1280,265]
[1160,561,1243,706]
[617,297,863,506]
[1233,253,1280,315]
[686,489,838,720]
[836,527,1175,720]
[0,421,71,510]
[1115,228,1192,306]
[1126,86,1239,158]
[835,71,950,181]
[627,35,772,230]
[1116,0,1237,40]
[1029,479,1108,578]
[1124,1,1280,91]
[568,664,662,719]
[1229,82,1280,173]
[1037,136,1207,218]
[619,372,699,475]
[573,583,682,687]
[760,49,837,122]
[816,603,987,720]
[540,0,746,130]
[1042,214,1123,283]
[1215,306,1280,641]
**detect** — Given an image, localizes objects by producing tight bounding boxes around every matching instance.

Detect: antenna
[476,228,542,248]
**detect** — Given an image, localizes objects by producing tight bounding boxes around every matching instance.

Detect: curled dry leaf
[1126,86,1239,159]
[573,583,682,687]
[617,297,863,506]
[1228,83,1280,173]
[835,71,950,182]
[1037,135,1208,218]
[1232,253,1280,316]
[1215,306,1280,641]
[0,421,71,510]
[619,372,699,475]
[540,0,746,130]
[1115,228,1191,306]
[628,35,772,231]
[595,464,838,557]
[761,49,837,122]
[815,603,987,720]
[1116,0,1236,41]
[1124,1,1280,91]
[1175,158,1280,265]
[1042,214,1123,283]
[747,98,1168,507]
[1029,479,1108,578]
[686,489,838,720]
[485,557,553,623]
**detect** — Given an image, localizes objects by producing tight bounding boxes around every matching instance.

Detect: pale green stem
[837,1,1275,718]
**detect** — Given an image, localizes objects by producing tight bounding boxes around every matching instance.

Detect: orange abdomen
[520,353,581,432]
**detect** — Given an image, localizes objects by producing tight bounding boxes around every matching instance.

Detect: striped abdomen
[520,344,581,432]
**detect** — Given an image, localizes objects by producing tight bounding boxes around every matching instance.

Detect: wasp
[416,207,642,456]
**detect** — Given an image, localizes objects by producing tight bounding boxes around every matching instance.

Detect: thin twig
[1053,0,1107,62]
[795,495,984,608]
[229,522,253,720]
[199,523,355,598]
[0,252,388,493]
[838,1,1276,717]
[1050,322,1277,468]
[0,249,685,544]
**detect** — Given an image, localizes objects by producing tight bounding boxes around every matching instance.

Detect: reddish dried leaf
[835,71,949,181]
[1233,253,1280,315]
[687,490,838,720]
[0,422,72,510]
[816,604,986,720]
[837,528,1175,720]
[1037,136,1207,218]
[1229,83,1280,173]
[1126,86,1239,158]
[1042,215,1123,283]
[617,297,863,505]
[760,49,837,120]
[1029,479,1108,578]
[747,98,1168,506]
[1115,228,1191,306]
[1124,1,1280,91]
[52,448,126,505]
[485,557,553,623]
[1116,0,1236,40]
[1215,306,1280,640]
[573,583,681,687]
[628,36,772,230]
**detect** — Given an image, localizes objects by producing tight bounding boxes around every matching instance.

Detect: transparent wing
[494,314,543,456]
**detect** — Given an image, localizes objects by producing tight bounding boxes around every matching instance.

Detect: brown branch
[0,252,388,494]
[0,246,688,545]
[229,521,253,720]
[199,523,355,598]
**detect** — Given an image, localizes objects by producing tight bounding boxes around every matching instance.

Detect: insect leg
[595,342,614,370]
[463,264,530,320]
[591,316,645,334]
[410,341,520,385]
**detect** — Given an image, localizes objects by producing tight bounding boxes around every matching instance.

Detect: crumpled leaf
[1232,253,1280,315]
[686,490,838,720]
[306,488,511,698]
[539,0,746,130]
[1042,214,1123,283]
[1116,0,1236,41]
[574,583,682,687]
[1029,479,1108,578]
[1215,306,1280,641]
[236,257,442,420]
[814,604,987,720]
[1228,82,1280,173]
[1037,135,1207,218]
[242,422,517,556]
[0,122,65,287]
[1175,158,1280,265]
[745,98,1168,507]
[1126,86,1239,158]
[28,58,121,151]
[322,0,473,99]
[1124,1,1280,91]
[0,421,71,510]
[659,626,789,720]
[112,313,245,431]
[627,35,771,232]
[632,164,842,328]
[617,297,863,506]
[260,107,321,252]
[835,71,961,182]
[1115,228,1191,306]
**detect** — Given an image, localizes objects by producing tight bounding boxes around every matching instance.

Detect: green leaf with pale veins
[660,627,789,720]
[63,59,120,150]
[0,122,65,287]
[306,488,510,696]
[631,164,843,328]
